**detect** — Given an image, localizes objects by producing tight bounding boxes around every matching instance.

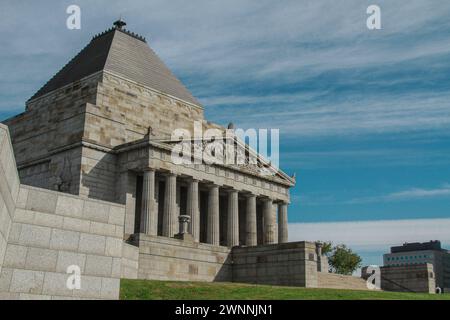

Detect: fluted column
[227,190,239,247]
[207,185,220,246]
[278,202,288,243]
[263,199,275,244]
[140,169,157,235]
[272,202,278,243]
[245,194,257,246]
[187,179,200,242]
[162,173,177,237]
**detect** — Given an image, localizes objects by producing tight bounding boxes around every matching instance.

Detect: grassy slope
[120,279,450,300]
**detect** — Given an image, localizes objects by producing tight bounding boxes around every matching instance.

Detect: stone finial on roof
[113,19,127,30]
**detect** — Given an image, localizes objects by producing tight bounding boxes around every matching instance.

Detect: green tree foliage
[327,244,362,275]
[320,241,333,256]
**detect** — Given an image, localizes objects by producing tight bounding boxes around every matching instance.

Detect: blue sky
[1,0,450,266]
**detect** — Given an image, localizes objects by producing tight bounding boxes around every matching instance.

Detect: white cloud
[298,184,450,206]
[207,91,450,137]
[289,218,450,252]
[2,0,450,140]
[388,187,450,199]
[345,184,450,204]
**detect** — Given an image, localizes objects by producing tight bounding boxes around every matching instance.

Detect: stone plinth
[175,215,194,241]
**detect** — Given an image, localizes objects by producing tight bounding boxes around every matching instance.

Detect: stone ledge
[137,234,232,254]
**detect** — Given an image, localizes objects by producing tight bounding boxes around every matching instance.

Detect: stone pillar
[140,169,157,235]
[245,194,257,246]
[263,199,275,244]
[162,173,177,237]
[119,171,137,235]
[316,242,323,272]
[227,190,239,247]
[272,202,278,243]
[278,202,288,243]
[207,184,220,246]
[187,179,200,242]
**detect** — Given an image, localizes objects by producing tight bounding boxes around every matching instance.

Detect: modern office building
[383,240,450,290]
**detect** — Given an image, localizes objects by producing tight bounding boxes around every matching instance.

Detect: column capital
[208,183,219,190]
[142,167,156,172]
[161,171,177,177]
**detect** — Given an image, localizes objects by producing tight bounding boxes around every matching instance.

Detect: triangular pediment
[160,134,295,186]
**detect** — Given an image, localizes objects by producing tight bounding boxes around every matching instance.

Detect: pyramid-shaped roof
[30,22,200,106]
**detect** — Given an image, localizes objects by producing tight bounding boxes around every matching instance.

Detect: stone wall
[0,124,130,299]
[121,243,139,279]
[3,74,101,193]
[134,239,371,291]
[232,242,319,287]
[93,72,204,145]
[0,124,20,274]
[380,264,436,294]
[136,234,232,282]
[79,146,117,202]
[0,185,126,299]
[317,272,369,290]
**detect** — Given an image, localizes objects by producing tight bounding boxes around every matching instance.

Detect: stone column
[207,184,220,246]
[187,179,200,242]
[278,202,288,243]
[140,169,157,235]
[227,190,239,247]
[263,199,275,244]
[162,173,177,237]
[272,202,278,243]
[245,194,257,246]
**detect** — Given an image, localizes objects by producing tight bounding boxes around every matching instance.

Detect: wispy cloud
[2,0,450,139]
[289,218,450,252]
[346,184,450,204]
[205,91,450,137]
[297,183,450,207]
[388,187,450,200]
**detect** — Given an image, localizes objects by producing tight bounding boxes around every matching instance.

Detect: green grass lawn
[120,279,450,300]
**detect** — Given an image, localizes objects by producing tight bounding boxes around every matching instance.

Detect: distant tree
[328,244,362,275]
[319,241,333,256]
